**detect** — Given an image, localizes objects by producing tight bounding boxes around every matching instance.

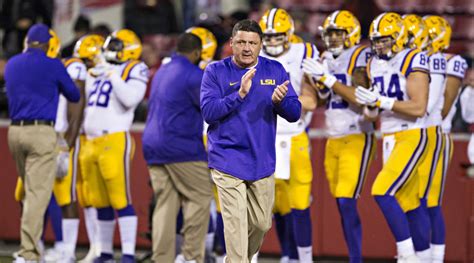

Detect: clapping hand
[355,86,395,110]
[238,68,257,99]
[272,80,290,104]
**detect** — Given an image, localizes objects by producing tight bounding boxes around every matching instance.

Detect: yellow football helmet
[423,15,451,54]
[369,12,407,55]
[259,8,294,56]
[320,10,361,49]
[73,34,104,63]
[403,14,429,50]
[289,34,304,43]
[185,27,217,62]
[103,29,142,63]
[47,29,61,58]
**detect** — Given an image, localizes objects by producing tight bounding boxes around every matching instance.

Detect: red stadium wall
[0,126,473,262]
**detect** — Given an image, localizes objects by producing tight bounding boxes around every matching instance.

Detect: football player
[354,12,430,263]
[403,14,446,262]
[80,29,148,262]
[427,16,468,263]
[318,10,375,263]
[259,8,318,263]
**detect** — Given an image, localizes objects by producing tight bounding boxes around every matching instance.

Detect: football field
[0,240,397,263]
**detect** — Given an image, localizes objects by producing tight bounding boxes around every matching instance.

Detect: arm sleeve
[447,55,468,79]
[426,54,447,113]
[200,65,244,124]
[56,60,80,102]
[407,51,430,76]
[186,68,204,109]
[109,62,148,109]
[273,63,302,122]
[66,61,87,81]
[355,46,371,68]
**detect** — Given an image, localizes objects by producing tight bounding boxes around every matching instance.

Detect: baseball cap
[26,24,52,44]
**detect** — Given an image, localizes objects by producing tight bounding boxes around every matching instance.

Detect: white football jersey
[84,60,148,138]
[324,45,374,137]
[441,54,468,133]
[260,42,319,135]
[368,48,430,133]
[55,58,87,133]
[424,52,447,127]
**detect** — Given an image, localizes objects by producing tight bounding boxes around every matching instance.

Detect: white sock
[396,238,416,258]
[250,251,259,263]
[205,232,214,253]
[118,215,137,256]
[176,234,183,255]
[54,241,66,252]
[98,219,115,255]
[62,218,79,256]
[431,243,445,263]
[84,207,99,246]
[215,254,225,263]
[297,246,313,263]
[416,248,431,263]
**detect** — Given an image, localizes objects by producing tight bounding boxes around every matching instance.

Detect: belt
[11,120,55,126]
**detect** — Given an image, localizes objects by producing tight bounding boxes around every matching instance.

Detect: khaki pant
[149,161,212,263]
[8,125,57,260]
[211,169,275,263]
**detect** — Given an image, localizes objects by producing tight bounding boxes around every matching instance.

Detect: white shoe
[215,254,225,263]
[44,247,61,262]
[251,252,258,263]
[78,245,100,263]
[175,254,197,263]
[44,246,72,263]
[14,257,39,263]
[397,253,421,263]
[280,256,289,263]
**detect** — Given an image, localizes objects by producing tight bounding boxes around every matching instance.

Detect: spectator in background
[134,42,161,122]
[1,0,54,57]
[124,0,179,37]
[61,15,91,58]
[218,10,249,59]
[91,23,112,39]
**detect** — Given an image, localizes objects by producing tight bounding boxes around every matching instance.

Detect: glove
[355,86,395,110]
[56,151,69,179]
[302,58,337,88]
[89,62,113,77]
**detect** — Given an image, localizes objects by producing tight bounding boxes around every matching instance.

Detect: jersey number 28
[88,79,112,107]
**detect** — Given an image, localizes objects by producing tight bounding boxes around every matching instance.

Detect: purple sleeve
[187,68,204,109]
[273,64,301,122]
[55,60,80,102]
[200,65,244,124]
